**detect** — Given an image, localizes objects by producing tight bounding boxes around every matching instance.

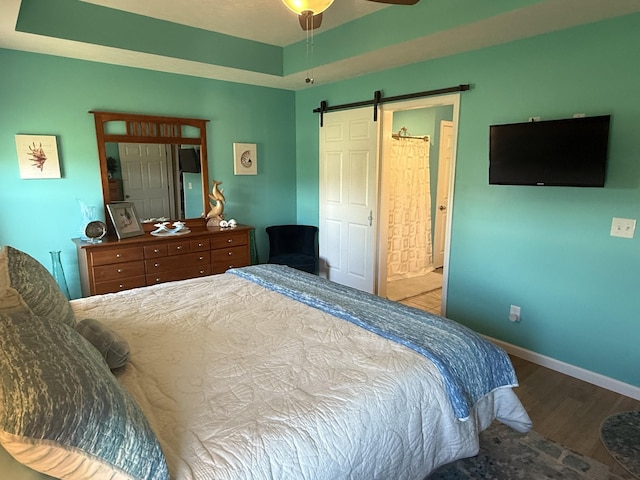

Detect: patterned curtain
[386,136,433,282]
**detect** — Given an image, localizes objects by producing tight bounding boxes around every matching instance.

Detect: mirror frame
[90,110,210,226]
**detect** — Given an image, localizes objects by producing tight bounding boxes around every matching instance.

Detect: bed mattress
[70,271,530,479]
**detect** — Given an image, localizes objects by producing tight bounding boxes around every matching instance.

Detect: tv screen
[179,148,200,173]
[489,115,610,187]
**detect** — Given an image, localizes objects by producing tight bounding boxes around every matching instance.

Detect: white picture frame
[15,134,61,179]
[233,143,257,175]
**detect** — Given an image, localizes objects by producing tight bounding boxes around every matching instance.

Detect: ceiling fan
[282,0,420,31]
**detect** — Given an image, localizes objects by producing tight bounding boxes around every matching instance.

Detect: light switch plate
[610,217,636,238]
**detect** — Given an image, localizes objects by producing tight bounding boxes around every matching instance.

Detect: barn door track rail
[313,84,470,126]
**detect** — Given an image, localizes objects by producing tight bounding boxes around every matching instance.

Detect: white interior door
[119,143,175,220]
[433,120,453,268]
[319,108,379,293]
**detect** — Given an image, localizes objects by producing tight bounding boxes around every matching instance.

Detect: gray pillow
[4,246,75,327]
[0,311,169,480]
[0,248,28,314]
[76,318,130,370]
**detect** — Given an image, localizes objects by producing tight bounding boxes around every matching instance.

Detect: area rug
[427,421,625,480]
[600,411,640,479]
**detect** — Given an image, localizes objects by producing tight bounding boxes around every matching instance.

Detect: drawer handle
[228,252,233,256]
[199,256,204,260]
[154,248,160,253]
[154,263,159,267]
[199,270,205,274]
[119,284,124,288]
[155,278,161,282]
[227,239,233,243]
[116,254,122,258]
[198,242,203,247]
[176,246,183,250]
[117,268,123,273]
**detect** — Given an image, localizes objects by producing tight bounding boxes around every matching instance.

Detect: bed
[0,245,531,480]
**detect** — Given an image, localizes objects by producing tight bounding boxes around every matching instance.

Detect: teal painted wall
[0,49,297,299]
[295,14,640,387]
[2,11,639,389]
[183,172,204,219]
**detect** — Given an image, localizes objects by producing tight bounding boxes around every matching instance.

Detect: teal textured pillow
[76,318,130,370]
[0,312,169,480]
[5,246,75,328]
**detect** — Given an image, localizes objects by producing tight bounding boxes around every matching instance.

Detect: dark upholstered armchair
[266,225,319,275]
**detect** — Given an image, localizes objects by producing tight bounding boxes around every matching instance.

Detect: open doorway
[377,95,460,317]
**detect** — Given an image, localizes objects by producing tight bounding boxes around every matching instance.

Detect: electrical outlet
[509,305,521,323]
[528,116,540,122]
[610,217,636,239]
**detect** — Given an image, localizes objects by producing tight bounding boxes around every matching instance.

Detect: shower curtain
[386,136,433,282]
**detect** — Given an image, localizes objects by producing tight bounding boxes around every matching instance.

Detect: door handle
[368,210,373,227]
[439,205,447,211]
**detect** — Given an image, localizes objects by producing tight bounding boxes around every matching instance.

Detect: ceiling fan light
[281,0,334,15]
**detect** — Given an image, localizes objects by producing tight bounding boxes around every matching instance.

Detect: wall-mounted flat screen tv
[179,148,201,173]
[489,115,610,187]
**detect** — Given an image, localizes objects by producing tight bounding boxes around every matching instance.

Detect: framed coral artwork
[15,134,61,179]
[233,143,257,175]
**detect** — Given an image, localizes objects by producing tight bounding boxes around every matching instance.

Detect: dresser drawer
[145,251,211,273]
[166,239,192,255]
[211,246,251,274]
[94,276,146,295]
[213,245,249,262]
[191,238,210,250]
[146,265,211,285]
[211,231,248,249]
[143,244,168,258]
[90,246,143,266]
[93,261,145,282]
[211,260,249,274]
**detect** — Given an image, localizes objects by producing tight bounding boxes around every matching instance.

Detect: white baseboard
[486,336,640,401]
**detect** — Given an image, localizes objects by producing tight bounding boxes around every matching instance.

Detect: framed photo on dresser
[106,202,144,239]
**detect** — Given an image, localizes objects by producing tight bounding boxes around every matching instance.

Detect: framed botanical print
[15,134,61,179]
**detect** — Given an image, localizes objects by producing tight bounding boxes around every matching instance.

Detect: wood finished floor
[400,289,640,478]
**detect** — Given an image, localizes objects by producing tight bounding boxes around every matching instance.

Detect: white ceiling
[2,0,640,90]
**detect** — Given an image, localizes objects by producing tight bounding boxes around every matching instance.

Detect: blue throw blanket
[229,264,518,420]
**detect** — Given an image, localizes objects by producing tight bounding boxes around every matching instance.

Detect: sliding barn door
[319,108,379,293]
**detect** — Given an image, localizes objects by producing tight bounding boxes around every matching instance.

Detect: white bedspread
[70,273,530,480]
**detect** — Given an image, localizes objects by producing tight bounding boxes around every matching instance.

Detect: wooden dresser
[74,225,253,297]
[108,179,122,201]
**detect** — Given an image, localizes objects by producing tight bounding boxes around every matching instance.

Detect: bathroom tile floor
[388,268,443,316]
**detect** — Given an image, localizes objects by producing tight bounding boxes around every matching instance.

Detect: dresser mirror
[90,111,210,224]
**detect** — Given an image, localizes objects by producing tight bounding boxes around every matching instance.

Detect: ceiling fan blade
[299,11,323,31]
[366,0,420,4]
